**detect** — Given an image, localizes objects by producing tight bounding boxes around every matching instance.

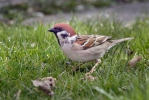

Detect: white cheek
[57,31,69,40]
[57,33,63,40]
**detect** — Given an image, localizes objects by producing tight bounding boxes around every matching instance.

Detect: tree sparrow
[48,23,133,75]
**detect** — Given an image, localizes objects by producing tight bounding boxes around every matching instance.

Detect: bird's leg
[71,63,84,72]
[85,59,101,75]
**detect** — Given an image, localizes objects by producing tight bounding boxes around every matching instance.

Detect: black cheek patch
[61,34,68,39]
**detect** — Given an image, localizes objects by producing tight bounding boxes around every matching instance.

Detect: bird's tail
[111,37,134,44]
[108,37,133,49]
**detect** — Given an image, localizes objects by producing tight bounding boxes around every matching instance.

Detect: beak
[48,28,55,32]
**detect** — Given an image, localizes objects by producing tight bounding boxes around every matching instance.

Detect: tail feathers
[107,37,133,49]
[111,37,134,44]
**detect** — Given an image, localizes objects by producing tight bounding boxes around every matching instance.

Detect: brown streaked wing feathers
[75,35,112,50]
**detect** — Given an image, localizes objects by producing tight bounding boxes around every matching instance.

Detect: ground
[23,1,149,25]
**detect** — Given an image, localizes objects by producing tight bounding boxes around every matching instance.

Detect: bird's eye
[58,27,62,29]
[57,27,62,31]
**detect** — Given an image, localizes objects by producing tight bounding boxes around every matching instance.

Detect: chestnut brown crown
[49,23,76,36]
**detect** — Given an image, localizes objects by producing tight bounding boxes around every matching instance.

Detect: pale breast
[60,43,106,62]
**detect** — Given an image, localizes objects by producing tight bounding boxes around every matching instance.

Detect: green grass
[0,18,149,100]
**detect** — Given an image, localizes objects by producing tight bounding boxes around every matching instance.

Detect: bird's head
[48,23,77,45]
[48,23,76,38]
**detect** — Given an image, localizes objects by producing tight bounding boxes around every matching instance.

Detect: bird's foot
[84,72,96,81]
[85,67,95,76]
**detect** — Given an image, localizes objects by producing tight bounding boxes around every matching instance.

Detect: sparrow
[48,22,133,75]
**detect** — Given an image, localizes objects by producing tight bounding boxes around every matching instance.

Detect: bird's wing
[75,35,112,50]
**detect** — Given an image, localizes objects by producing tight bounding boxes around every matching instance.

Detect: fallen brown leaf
[128,56,142,67]
[32,76,56,97]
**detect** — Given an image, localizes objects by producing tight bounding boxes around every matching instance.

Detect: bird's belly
[61,44,104,62]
